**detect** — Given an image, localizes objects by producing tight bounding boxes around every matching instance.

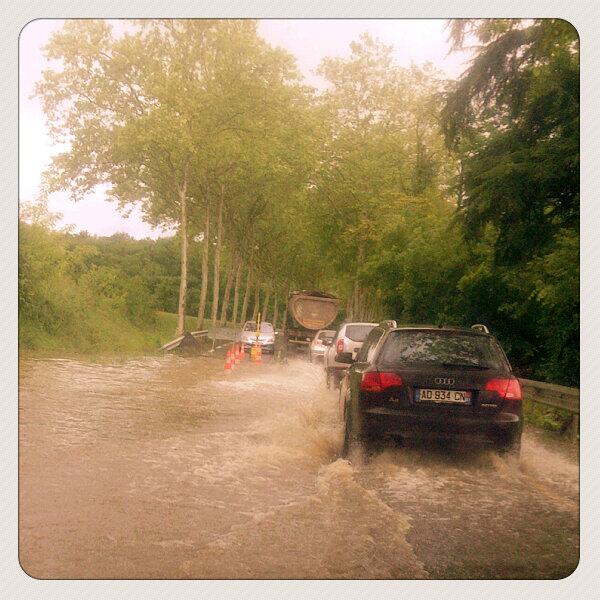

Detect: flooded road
[19,355,579,579]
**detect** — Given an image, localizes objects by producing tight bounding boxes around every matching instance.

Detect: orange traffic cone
[224,348,233,373]
[255,343,262,364]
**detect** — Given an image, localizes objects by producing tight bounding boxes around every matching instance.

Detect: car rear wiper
[441,362,490,370]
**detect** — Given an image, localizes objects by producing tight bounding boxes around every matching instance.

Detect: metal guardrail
[160,330,208,351]
[519,378,579,442]
[519,378,579,414]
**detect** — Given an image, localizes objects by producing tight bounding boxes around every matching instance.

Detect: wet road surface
[19,355,579,579]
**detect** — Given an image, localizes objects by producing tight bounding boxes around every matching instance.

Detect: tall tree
[312,34,450,313]
[196,202,210,329]
[37,20,224,335]
[441,19,579,264]
[230,257,243,327]
[441,19,579,383]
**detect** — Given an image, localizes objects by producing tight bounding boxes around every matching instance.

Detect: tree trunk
[261,284,271,322]
[230,257,243,328]
[272,297,279,330]
[281,305,288,335]
[197,201,210,329]
[353,282,361,321]
[210,184,224,326]
[346,293,353,321]
[176,171,189,336]
[281,284,290,334]
[252,285,260,321]
[219,261,235,326]
[352,243,364,321]
[356,286,365,321]
[364,294,374,322]
[239,265,252,325]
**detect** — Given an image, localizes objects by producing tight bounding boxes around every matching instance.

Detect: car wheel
[342,401,365,458]
[341,402,353,458]
[332,371,340,390]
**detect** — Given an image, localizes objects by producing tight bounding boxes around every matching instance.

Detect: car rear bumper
[362,407,521,440]
[242,342,274,352]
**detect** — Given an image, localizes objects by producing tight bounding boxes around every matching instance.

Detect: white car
[308,329,335,363]
[324,322,378,388]
[239,321,275,353]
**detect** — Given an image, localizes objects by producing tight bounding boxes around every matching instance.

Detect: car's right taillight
[484,378,522,409]
[336,338,344,354]
[484,377,522,400]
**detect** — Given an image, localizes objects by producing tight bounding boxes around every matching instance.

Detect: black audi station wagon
[337,323,522,457]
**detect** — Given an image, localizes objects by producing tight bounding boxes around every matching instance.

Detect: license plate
[416,388,471,404]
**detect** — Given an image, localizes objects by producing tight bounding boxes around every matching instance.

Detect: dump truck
[284,290,340,353]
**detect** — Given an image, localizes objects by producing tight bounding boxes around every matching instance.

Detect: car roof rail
[380,320,397,328]
[471,324,490,334]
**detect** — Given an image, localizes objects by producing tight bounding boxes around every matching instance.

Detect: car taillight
[336,339,344,354]
[360,371,404,393]
[484,378,522,401]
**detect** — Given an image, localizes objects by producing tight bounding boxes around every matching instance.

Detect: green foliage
[358,195,466,325]
[442,19,579,262]
[438,19,579,385]
[19,222,166,353]
[24,20,578,390]
[310,36,454,316]
[523,399,572,433]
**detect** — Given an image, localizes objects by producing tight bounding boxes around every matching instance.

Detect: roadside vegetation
[21,19,578,387]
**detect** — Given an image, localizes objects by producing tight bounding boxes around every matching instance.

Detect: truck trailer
[285,290,339,352]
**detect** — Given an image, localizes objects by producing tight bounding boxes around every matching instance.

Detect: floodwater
[19,355,579,579]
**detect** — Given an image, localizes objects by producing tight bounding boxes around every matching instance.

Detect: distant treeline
[18,220,293,354]
[20,197,578,386]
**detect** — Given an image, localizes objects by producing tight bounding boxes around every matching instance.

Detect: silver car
[324,322,378,388]
[239,321,275,353]
[308,329,335,363]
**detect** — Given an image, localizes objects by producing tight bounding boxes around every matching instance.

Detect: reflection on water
[19,355,579,579]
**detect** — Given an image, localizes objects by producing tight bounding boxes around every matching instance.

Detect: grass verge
[20,310,201,358]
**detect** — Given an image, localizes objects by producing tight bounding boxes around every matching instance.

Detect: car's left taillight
[360,371,404,393]
[336,338,344,354]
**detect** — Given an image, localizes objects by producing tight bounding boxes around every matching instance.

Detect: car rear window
[377,330,508,370]
[345,324,376,342]
[244,322,273,333]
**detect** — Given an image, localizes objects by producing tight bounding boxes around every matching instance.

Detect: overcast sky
[19,19,471,239]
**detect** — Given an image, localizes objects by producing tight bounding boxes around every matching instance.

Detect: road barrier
[160,330,208,352]
[519,378,579,443]
[250,342,262,364]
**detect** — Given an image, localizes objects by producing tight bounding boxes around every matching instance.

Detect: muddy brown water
[19,355,579,579]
